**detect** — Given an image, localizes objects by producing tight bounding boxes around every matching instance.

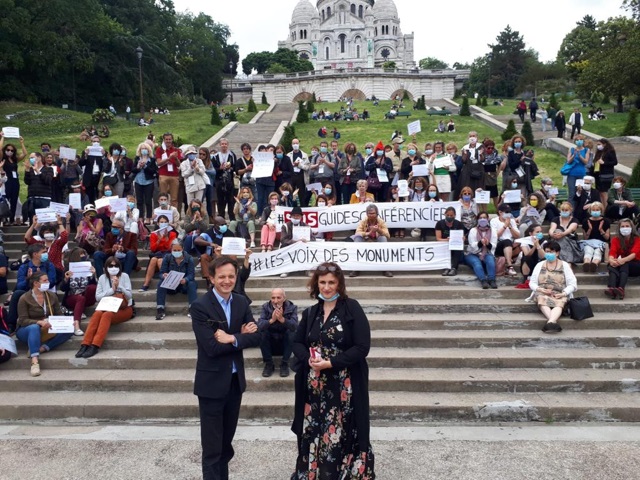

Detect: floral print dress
[294,308,375,480]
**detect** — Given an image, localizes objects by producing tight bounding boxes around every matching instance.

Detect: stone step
[1,390,639,422]
[3,346,637,370]
[1,368,638,394]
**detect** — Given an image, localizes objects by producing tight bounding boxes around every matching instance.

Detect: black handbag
[566,296,593,321]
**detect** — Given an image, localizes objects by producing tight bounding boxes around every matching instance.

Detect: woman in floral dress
[292,262,375,480]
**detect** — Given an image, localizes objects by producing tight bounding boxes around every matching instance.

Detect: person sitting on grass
[155,240,197,321]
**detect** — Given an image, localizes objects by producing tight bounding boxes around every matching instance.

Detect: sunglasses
[316,265,340,273]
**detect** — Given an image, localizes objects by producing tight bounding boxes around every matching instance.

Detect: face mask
[576,140,584,147]
[311,150,318,156]
[92,142,100,147]
[545,252,557,262]
[172,251,183,258]
[276,153,284,160]
[468,137,477,144]
[104,190,112,197]
[111,228,121,235]
[530,199,538,207]
[291,218,301,225]
[597,144,604,151]
[121,149,127,156]
[318,292,340,302]
[620,227,633,237]
[292,144,299,151]
[39,282,50,292]
[478,218,489,228]
[141,149,149,156]
[514,142,522,149]
[511,183,518,189]
[44,233,55,241]
[560,211,571,218]
[128,202,135,209]
[428,191,437,198]
[415,185,424,191]
[614,183,622,190]
[320,147,328,153]
[187,153,197,161]
[40,253,49,262]
[107,267,120,276]
[543,185,550,191]
[365,148,372,155]
[191,206,200,212]
[159,200,168,207]
[283,191,290,197]
[113,150,120,156]
[324,188,332,195]
[408,149,416,156]
[29,157,36,165]
[5,150,13,157]
[159,222,168,228]
[41,147,49,153]
[425,149,433,155]
[462,195,471,202]
[445,216,455,223]
[317,201,326,207]
[503,213,512,219]
[591,211,601,218]
[536,232,544,240]
[376,150,384,156]
[583,184,591,191]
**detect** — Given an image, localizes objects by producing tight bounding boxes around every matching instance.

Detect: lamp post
[487,53,493,100]
[135,46,144,119]
[229,61,234,105]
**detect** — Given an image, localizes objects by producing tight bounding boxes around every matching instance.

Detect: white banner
[275,202,460,233]
[249,241,451,277]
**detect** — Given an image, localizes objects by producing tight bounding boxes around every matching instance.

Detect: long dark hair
[307,262,347,300]
[2,143,18,163]
[594,138,615,161]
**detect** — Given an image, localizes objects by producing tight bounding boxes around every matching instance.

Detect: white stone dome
[373,0,398,19]
[292,0,318,23]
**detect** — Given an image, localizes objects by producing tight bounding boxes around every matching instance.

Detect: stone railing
[251,68,470,80]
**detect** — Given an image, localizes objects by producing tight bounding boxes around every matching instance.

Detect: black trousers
[608,260,640,289]
[199,374,242,480]
[216,184,237,221]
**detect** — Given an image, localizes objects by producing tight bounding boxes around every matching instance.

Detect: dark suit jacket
[191,290,261,399]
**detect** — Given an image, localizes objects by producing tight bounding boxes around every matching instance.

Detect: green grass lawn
[580,112,629,138]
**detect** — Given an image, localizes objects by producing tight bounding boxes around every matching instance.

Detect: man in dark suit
[190,256,260,480]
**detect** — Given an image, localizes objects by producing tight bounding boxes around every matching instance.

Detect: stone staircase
[1,225,640,424]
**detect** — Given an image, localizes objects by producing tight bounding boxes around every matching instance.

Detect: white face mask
[39,282,50,292]
[613,183,622,190]
[597,144,604,151]
[107,267,120,276]
[317,202,326,207]
[620,227,633,237]
[292,144,299,151]
[583,183,591,191]
[44,233,55,241]
[282,191,290,197]
[291,218,301,225]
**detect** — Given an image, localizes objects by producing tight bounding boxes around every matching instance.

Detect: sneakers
[280,362,290,377]
[506,266,517,276]
[481,280,490,289]
[74,328,84,336]
[139,285,149,292]
[542,321,562,334]
[81,313,87,320]
[515,279,530,289]
[30,362,41,377]
[262,362,275,377]
[489,280,498,289]
[249,241,256,248]
[156,308,166,321]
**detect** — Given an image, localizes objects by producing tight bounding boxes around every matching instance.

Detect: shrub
[459,96,471,116]
[312,92,317,103]
[402,90,410,101]
[248,98,257,113]
[521,120,535,146]
[296,101,309,123]
[91,108,115,123]
[481,96,488,107]
[261,92,268,105]
[307,99,315,114]
[211,105,221,126]
[228,110,237,122]
[280,125,297,153]
[622,109,640,136]
[549,93,559,110]
[626,157,640,188]
[501,119,518,141]
[475,96,482,106]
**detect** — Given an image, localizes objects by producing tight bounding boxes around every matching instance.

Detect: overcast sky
[173,0,628,69]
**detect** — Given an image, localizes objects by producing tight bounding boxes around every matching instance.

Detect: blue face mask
[408,149,416,156]
[121,150,127,156]
[128,202,135,209]
[111,228,121,236]
[514,142,522,149]
[462,195,471,202]
[591,211,601,218]
[320,147,328,153]
[187,153,197,161]
[219,225,228,234]
[576,140,584,147]
[536,232,544,240]
[324,188,332,195]
[560,211,571,218]
[545,252,557,262]
[171,251,183,258]
[29,157,36,165]
[428,191,437,198]
[141,149,149,156]
[104,190,112,197]
[276,153,284,160]
[318,292,340,302]
[365,148,372,155]
[40,252,49,262]
[113,150,120,156]
[376,150,384,156]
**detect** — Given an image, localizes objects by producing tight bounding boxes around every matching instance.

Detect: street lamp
[135,46,144,119]
[487,53,493,100]
[229,61,234,105]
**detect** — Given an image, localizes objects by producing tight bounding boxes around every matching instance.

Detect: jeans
[16,323,73,357]
[94,250,137,278]
[135,182,154,220]
[465,253,496,281]
[260,330,293,363]
[255,183,274,216]
[205,183,216,219]
[183,233,200,258]
[156,280,198,308]
[340,182,356,205]
[567,175,583,206]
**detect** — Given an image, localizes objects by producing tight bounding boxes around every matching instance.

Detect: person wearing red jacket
[93,218,138,278]
[605,218,640,300]
[24,212,70,284]
[139,215,177,291]
[155,133,182,209]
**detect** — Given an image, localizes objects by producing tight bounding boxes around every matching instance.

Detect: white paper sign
[433,157,451,169]
[154,209,174,222]
[397,180,410,197]
[292,226,311,242]
[526,207,540,218]
[69,261,93,277]
[412,164,429,178]
[376,169,389,183]
[2,127,19,138]
[47,316,74,334]
[306,182,323,193]
[49,202,70,217]
[59,147,77,160]
[88,146,103,157]
[407,120,421,136]
[0,334,17,356]
[503,190,522,204]
[35,208,57,223]
[109,197,128,212]
[449,230,464,251]
[515,237,535,246]
[251,152,275,179]
[160,270,185,290]
[575,179,585,187]
[549,187,559,195]
[221,237,247,256]
[475,190,491,204]
[95,296,124,313]
[95,197,110,210]
[69,193,82,210]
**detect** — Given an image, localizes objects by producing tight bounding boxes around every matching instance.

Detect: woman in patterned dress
[291,262,375,480]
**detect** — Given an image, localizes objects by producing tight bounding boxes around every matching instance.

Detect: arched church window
[351,4,356,14]
[327,6,331,16]
[322,10,325,21]
[375,27,378,36]
[339,34,346,54]
[326,46,330,60]
[357,45,361,58]
[359,5,363,17]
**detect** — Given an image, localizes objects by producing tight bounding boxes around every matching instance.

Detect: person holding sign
[458,186,479,231]
[435,206,466,276]
[213,138,238,220]
[24,152,53,224]
[351,204,393,278]
[230,187,258,249]
[155,240,197,321]
[536,177,560,222]
[61,247,97,336]
[309,141,337,189]
[132,141,158,224]
[24,213,70,284]
[400,142,425,181]
[140,215,177,292]
[234,143,256,198]
[465,212,498,289]
[76,257,133,358]
[279,206,315,278]
[16,272,70,377]
[0,133,27,224]
[180,145,208,204]
[153,193,181,230]
[480,139,504,210]
[428,141,454,201]
[516,224,547,289]
[258,192,280,252]
[155,133,183,208]
[113,195,140,236]
[80,135,104,203]
[491,204,522,277]
[364,141,393,202]
[93,218,138,278]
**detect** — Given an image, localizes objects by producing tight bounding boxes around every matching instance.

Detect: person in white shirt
[490,204,521,276]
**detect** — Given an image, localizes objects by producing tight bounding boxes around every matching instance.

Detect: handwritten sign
[109,197,128,212]
[49,202,70,217]
[35,208,57,223]
[407,120,421,136]
[221,237,246,256]
[1,127,19,138]
[251,152,275,179]
[154,209,174,222]
[68,193,82,210]
[59,147,77,160]
[503,190,522,204]
[397,180,410,197]
[95,296,124,313]
[160,271,185,290]
[475,190,490,204]
[449,230,464,251]
[47,316,74,334]
[69,261,93,277]
[292,226,311,242]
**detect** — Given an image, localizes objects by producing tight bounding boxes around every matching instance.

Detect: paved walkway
[221,104,296,152]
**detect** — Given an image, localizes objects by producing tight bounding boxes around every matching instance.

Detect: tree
[459,96,471,116]
[296,101,309,123]
[402,90,410,101]
[626,157,640,188]
[211,104,221,126]
[306,99,315,113]
[549,93,560,110]
[521,121,535,146]
[623,0,640,22]
[487,25,532,97]
[481,96,488,107]
[242,48,313,74]
[502,120,518,141]
[228,110,237,122]
[419,57,449,69]
[476,96,482,106]
[452,62,471,70]
[262,92,268,105]
[248,98,257,113]
[312,92,317,102]
[279,125,297,153]
[622,109,640,136]
[557,16,601,79]
[382,61,396,69]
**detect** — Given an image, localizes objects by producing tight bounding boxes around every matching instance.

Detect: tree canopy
[418,57,449,69]
[242,48,314,75]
